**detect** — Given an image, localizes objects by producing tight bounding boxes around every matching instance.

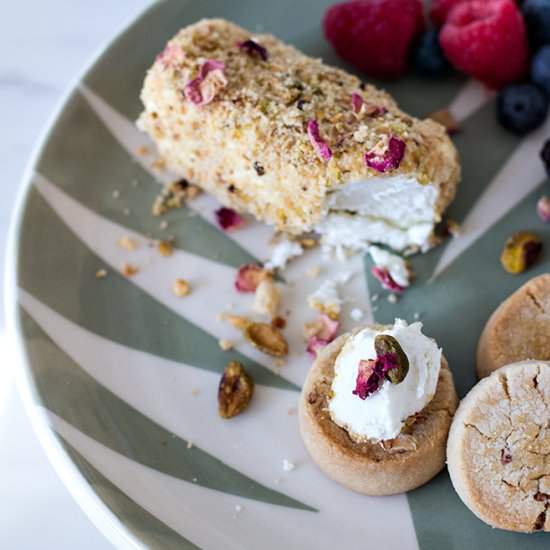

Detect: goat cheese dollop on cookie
[328,319,441,442]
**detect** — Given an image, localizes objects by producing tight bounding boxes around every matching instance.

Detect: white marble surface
[0,1,153,548]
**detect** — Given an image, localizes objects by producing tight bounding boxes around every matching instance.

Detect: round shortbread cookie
[298,331,458,496]
[477,274,550,379]
[447,361,550,532]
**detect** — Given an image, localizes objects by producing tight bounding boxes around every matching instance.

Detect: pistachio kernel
[374,334,409,384]
[244,322,289,357]
[218,361,254,419]
[500,231,542,274]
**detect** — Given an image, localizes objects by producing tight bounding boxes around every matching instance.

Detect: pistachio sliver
[224,314,250,330]
[218,361,254,419]
[244,322,289,357]
[374,334,409,384]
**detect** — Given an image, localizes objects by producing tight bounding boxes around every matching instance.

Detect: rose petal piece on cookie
[447,361,550,532]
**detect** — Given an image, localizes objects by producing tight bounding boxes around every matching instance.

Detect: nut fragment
[374,334,409,384]
[121,263,139,277]
[117,236,137,251]
[152,179,201,215]
[500,231,543,274]
[95,269,108,278]
[225,314,250,330]
[235,263,272,293]
[428,109,462,134]
[218,361,254,419]
[252,279,280,317]
[158,240,174,257]
[271,316,286,329]
[218,339,233,351]
[244,322,288,357]
[173,278,191,297]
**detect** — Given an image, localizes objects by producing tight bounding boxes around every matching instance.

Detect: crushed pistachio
[158,240,174,257]
[121,263,139,277]
[152,179,201,215]
[218,361,254,419]
[117,236,137,251]
[500,231,543,274]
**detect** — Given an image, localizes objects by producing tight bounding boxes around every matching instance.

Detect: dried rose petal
[215,207,244,231]
[537,196,550,223]
[184,59,227,106]
[351,92,364,114]
[238,39,268,61]
[306,336,332,358]
[307,120,332,161]
[364,135,406,173]
[501,447,512,464]
[352,359,384,400]
[371,267,405,293]
[351,92,387,116]
[304,314,340,340]
[235,263,270,293]
[156,41,184,66]
[305,314,340,357]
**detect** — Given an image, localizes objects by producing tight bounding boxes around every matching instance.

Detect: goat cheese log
[138,19,460,254]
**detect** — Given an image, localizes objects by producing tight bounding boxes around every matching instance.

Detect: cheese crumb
[306,265,321,278]
[282,459,295,472]
[187,441,193,449]
[265,239,303,270]
[350,308,364,321]
[387,294,398,304]
[308,272,352,318]
[219,339,233,351]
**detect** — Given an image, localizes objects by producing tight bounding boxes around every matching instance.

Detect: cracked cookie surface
[448,361,550,532]
[477,274,550,379]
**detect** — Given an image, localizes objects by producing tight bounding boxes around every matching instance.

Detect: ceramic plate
[6,0,550,548]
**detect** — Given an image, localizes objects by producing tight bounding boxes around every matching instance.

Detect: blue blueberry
[532,46,550,97]
[523,0,550,46]
[412,29,451,77]
[497,83,549,135]
[541,139,550,176]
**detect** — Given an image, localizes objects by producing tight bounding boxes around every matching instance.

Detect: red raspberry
[323,0,424,78]
[439,0,529,89]
[429,0,468,26]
